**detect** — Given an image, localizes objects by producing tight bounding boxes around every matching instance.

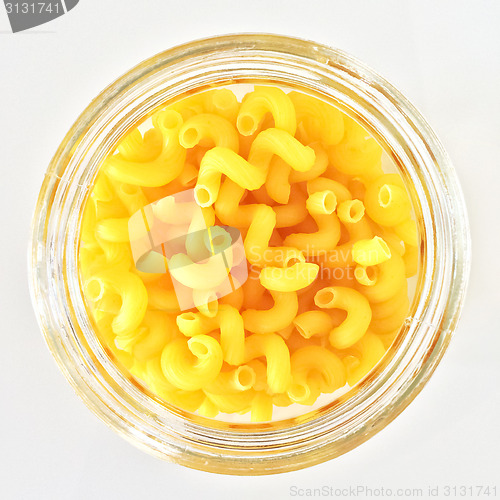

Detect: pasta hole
[323,192,337,214]
[289,382,310,402]
[85,278,104,302]
[237,115,256,135]
[378,185,393,208]
[188,339,209,358]
[314,288,335,308]
[294,323,311,339]
[195,187,213,207]
[286,257,301,267]
[213,92,233,111]
[181,127,199,148]
[236,366,255,389]
[349,200,365,222]
[159,110,182,130]
[205,298,218,317]
[119,183,140,196]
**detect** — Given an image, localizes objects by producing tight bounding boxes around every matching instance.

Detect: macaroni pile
[79,85,418,422]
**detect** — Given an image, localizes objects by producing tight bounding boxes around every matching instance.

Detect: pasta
[314,286,372,349]
[79,83,419,422]
[237,86,296,136]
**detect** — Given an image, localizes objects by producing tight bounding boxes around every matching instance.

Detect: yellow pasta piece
[337,199,365,224]
[195,147,267,207]
[248,128,315,173]
[356,251,406,303]
[342,332,386,386]
[293,310,333,339]
[261,247,306,268]
[117,127,163,162]
[84,268,148,335]
[288,142,329,183]
[284,210,341,257]
[328,116,383,177]
[259,262,319,292]
[402,243,419,278]
[250,391,273,422]
[352,236,391,266]
[179,113,239,152]
[244,333,291,394]
[288,346,346,405]
[314,286,372,349]
[133,311,179,361]
[104,110,186,187]
[307,176,352,204]
[161,335,223,391]
[242,290,298,334]
[244,204,276,267]
[354,265,379,287]
[265,156,292,204]
[205,365,257,395]
[176,306,245,366]
[394,218,418,247]
[95,218,129,243]
[364,174,412,227]
[237,86,296,136]
[306,190,337,215]
[289,91,344,145]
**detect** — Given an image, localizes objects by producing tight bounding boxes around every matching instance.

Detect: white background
[1,1,499,499]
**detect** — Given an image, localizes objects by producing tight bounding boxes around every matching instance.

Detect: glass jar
[29,34,471,474]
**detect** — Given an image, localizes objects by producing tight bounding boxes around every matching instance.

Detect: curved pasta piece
[84,269,148,335]
[289,142,329,183]
[250,391,273,422]
[195,147,267,207]
[242,290,298,334]
[283,211,341,257]
[259,262,319,292]
[337,199,365,224]
[167,88,240,123]
[179,113,239,152]
[314,286,372,349]
[293,310,333,339]
[244,204,276,267]
[288,346,346,404]
[176,305,245,366]
[168,251,232,290]
[328,116,383,177]
[95,217,130,243]
[205,365,257,395]
[342,332,386,386]
[104,110,186,187]
[248,128,315,173]
[356,251,407,303]
[237,86,296,136]
[161,335,223,391]
[244,333,292,394]
[352,236,391,266]
[364,174,412,227]
[306,190,337,215]
[133,310,179,361]
[307,176,352,204]
[117,127,163,162]
[261,246,305,268]
[289,91,344,145]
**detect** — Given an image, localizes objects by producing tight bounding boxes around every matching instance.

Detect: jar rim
[29,33,471,474]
